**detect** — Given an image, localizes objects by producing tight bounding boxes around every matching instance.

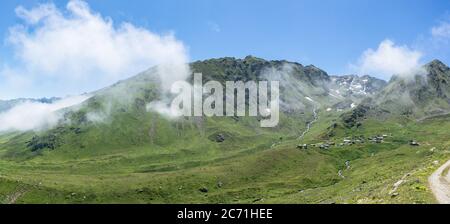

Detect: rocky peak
[191,56,331,83]
[426,59,448,71]
[330,74,387,97]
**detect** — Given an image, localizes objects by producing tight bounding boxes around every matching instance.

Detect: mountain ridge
[0,56,450,204]
[338,59,450,128]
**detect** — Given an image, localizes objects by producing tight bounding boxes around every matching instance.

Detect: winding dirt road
[429,160,450,204]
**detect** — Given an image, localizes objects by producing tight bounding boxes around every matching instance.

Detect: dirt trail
[417,112,450,122]
[429,160,450,204]
[3,189,27,204]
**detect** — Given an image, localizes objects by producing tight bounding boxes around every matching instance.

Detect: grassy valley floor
[0,113,449,204]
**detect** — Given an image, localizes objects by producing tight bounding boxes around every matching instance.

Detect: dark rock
[252,198,263,203]
[215,134,226,143]
[199,187,209,193]
[297,144,308,150]
[27,134,60,151]
[409,140,420,146]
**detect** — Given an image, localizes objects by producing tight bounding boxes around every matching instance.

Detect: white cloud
[0,94,90,132]
[431,22,450,39]
[353,39,423,80]
[207,21,221,33]
[0,65,33,98]
[1,0,190,98]
[15,3,60,25]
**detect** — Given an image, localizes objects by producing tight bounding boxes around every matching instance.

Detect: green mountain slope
[2,56,355,160]
[0,57,449,204]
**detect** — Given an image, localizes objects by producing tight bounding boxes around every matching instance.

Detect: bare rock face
[339,59,450,123]
[215,134,226,143]
[330,75,387,97]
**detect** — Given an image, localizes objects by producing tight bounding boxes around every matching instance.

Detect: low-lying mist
[0,95,91,132]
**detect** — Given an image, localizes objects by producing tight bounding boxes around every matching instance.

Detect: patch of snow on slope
[305,97,314,102]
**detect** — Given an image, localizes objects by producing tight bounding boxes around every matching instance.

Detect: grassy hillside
[0,57,449,204]
[0,109,449,203]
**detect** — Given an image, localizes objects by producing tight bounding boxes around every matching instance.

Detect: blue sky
[0,0,450,98]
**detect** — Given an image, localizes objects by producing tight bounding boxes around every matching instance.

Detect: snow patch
[305,97,314,102]
[329,93,341,99]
